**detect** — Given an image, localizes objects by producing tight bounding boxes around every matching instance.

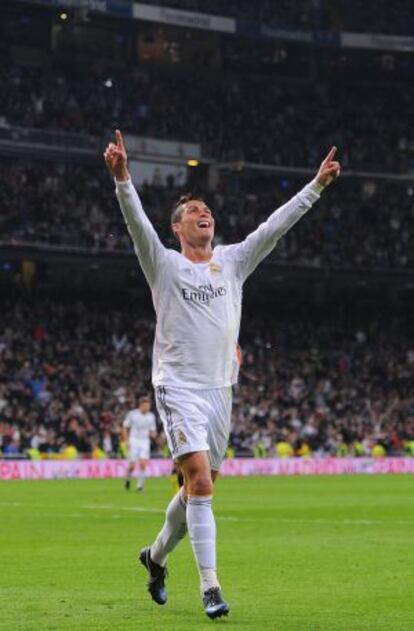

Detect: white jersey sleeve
[115,178,166,287]
[223,179,323,282]
[123,412,132,429]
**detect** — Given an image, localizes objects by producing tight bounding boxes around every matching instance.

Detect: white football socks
[187,495,220,593]
[137,471,145,489]
[150,488,187,567]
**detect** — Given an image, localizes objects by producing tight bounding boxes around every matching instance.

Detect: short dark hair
[171,193,205,224]
[138,395,150,404]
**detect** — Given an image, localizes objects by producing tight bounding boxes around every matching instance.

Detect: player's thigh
[179,450,211,479]
[206,387,232,472]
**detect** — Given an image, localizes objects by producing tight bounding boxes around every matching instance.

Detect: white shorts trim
[155,386,232,471]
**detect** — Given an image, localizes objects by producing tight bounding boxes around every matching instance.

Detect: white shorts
[155,386,232,471]
[128,441,150,462]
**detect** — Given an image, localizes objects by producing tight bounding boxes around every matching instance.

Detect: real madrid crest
[208,262,222,274]
[177,430,188,445]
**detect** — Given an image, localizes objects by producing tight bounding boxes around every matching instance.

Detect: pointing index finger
[116,129,125,151]
[323,146,337,164]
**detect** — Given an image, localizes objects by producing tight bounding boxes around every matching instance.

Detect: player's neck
[181,242,213,263]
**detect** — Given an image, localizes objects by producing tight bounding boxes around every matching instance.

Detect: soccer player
[123,395,156,491]
[104,130,340,619]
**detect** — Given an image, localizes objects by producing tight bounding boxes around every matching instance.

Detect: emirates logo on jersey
[181,284,227,304]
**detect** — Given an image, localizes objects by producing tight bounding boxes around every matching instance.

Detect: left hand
[315,146,341,187]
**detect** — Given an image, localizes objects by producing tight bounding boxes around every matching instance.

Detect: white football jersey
[123,410,156,443]
[116,179,322,389]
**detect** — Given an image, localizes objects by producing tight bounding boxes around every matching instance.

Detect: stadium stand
[0,298,412,459]
[1,60,413,172]
[1,159,412,270]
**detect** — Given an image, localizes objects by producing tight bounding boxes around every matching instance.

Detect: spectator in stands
[0,298,412,459]
[1,159,412,270]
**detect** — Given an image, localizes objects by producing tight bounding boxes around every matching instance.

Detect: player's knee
[189,474,213,496]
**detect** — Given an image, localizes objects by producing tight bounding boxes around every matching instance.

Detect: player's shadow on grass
[141,604,239,625]
[164,607,252,626]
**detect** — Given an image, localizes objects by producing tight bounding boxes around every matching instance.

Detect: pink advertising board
[0,458,413,480]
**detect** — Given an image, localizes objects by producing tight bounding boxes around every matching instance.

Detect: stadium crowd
[0,298,412,460]
[140,0,414,35]
[1,59,413,173]
[1,159,412,270]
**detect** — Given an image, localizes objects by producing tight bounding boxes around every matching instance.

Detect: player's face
[173,200,215,246]
[139,400,151,413]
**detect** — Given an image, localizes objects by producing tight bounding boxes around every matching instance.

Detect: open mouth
[197,220,211,228]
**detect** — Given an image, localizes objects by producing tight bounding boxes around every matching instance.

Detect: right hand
[315,146,341,188]
[104,129,129,181]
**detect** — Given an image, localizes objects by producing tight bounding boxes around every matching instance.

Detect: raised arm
[224,147,341,282]
[104,130,165,287]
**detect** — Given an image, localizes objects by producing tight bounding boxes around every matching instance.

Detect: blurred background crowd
[1,59,414,172]
[0,298,412,459]
[1,159,412,270]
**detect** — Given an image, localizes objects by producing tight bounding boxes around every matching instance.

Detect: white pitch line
[273,517,411,526]
[0,502,412,526]
[83,504,164,513]
[81,506,408,526]
[82,503,239,520]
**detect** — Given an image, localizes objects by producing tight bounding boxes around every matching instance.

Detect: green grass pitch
[1,474,413,630]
